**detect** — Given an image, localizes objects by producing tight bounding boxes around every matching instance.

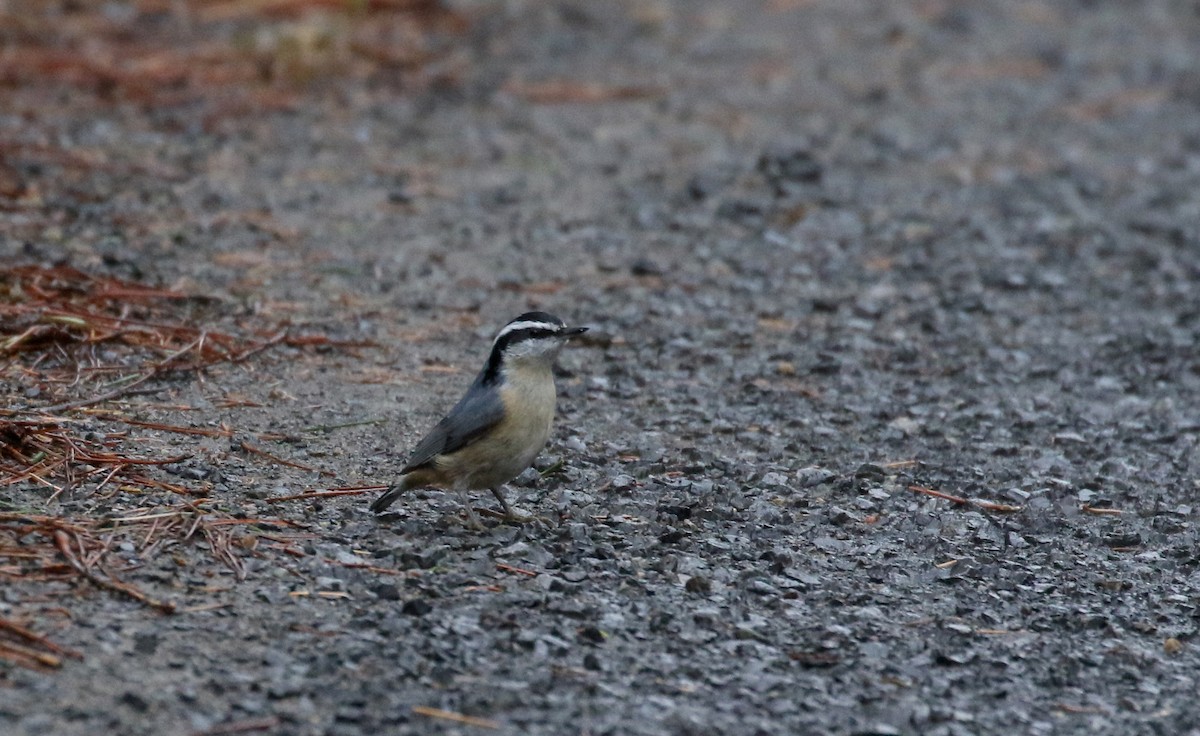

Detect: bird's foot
[454,491,487,530]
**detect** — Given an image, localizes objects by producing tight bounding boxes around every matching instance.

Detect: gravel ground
[3,1,1200,734]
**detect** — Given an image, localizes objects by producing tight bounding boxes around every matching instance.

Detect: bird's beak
[561,326,589,338]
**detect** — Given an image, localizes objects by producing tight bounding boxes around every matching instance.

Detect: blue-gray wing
[402,373,504,472]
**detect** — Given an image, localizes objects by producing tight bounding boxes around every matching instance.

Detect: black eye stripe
[497,327,556,348]
[481,313,570,385]
[483,327,560,384]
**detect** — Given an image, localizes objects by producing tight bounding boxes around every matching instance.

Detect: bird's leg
[490,487,515,517]
[488,487,551,526]
[455,490,486,530]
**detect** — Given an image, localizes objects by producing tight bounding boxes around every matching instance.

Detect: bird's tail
[370,476,413,514]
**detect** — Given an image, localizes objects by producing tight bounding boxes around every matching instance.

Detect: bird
[370,311,588,528]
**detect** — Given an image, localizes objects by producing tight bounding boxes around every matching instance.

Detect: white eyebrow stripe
[493,320,560,341]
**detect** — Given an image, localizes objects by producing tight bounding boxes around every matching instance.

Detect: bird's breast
[496,365,557,451]
[436,365,557,490]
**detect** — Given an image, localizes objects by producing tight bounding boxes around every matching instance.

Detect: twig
[179,602,233,614]
[153,332,212,370]
[230,329,289,364]
[496,562,538,577]
[72,451,190,467]
[108,511,186,523]
[99,416,234,437]
[189,717,280,736]
[266,487,382,503]
[33,331,211,414]
[323,558,408,576]
[35,381,165,414]
[53,530,175,613]
[301,418,387,433]
[202,524,245,581]
[0,639,62,668]
[1054,703,1110,715]
[908,484,968,505]
[907,485,1022,513]
[123,474,195,495]
[974,499,1023,513]
[201,518,301,528]
[0,616,82,659]
[538,459,565,477]
[1081,505,1123,516]
[412,706,499,729]
[0,511,89,532]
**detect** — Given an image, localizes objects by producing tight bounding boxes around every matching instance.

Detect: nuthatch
[370,312,587,527]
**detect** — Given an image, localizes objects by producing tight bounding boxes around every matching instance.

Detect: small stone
[630,257,664,276]
[373,583,401,601]
[163,463,209,481]
[558,490,595,506]
[812,536,847,552]
[760,472,789,488]
[315,577,344,592]
[329,549,363,566]
[747,579,779,596]
[1053,432,1087,444]
[757,144,823,185]
[576,626,606,644]
[795,467,835,488]
[121,691,150,712]
[690,479,714,495]
[716,198,767,226]
[867,486,891,501]
[854,463,886,481]
[540,574,576,592]
[1007,532,1029,548]
[133,633,159,655]
[514,467,541,487]
[395,544,448,569]
[659,528,687,544]
[1005,488,1031,503]
[496,541,530,557]
[610,474,637,491]
[829,507,858,525]
[1103,532,1142,548]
